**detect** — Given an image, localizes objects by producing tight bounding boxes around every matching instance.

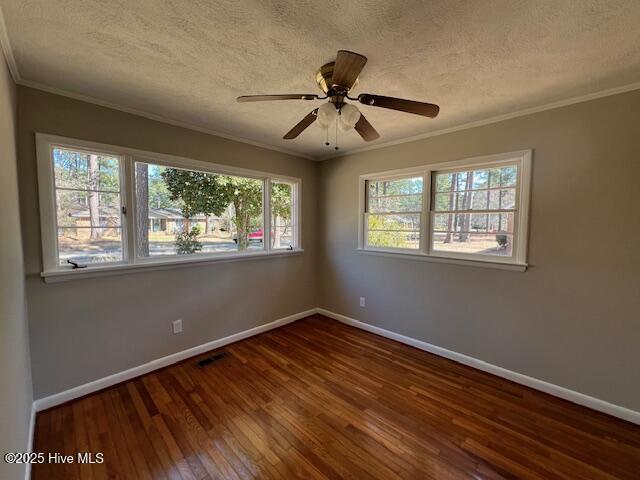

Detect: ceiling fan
[237,50,439,147]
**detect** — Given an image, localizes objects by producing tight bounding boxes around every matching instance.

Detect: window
[431,164,518,257]
[270,180,298,250]
[364,176,423,250]
[135,161,264,257]
[359,151,531,269]
[51,147,125,266]
[36,134,302,278]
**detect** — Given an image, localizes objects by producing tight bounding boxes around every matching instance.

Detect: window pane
[368,214,420,231]
[435,173,453,192]
[471,169,489,189]
[271,181,296,249]
[368,193,422,213]
[368,176,423,197]
[52,147,123,267]
[368,230,420,249]
[488,213,514,233]
[469,213,488,232]
[58,227,122,265]
[455,192,471,210]
[368,176,423,213]
[489,168,502,188]
[471,190,488,210]
[56,191,120,227]
[501,188,516,209]
[53,148,120,191]
[488,188,517,209]
[430,162,519,259]
[436,171,480,193]
[500,165,517,186]
[433,212,514,234]
[432,213,450,232]
[454,189,491,210]
[434,193,453,211]
[367,214,420,249]
[135,162,264,257]
[366,176,422,250]
[489,189,501,209]
[272,225,294,249]
[456,172,469,191]
[432,233,513,257]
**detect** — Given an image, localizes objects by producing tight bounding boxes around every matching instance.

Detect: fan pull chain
[325,127,329,146]
[334,116,339,150]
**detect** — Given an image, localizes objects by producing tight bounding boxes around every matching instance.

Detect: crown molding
[319,81,640,161]
[0,7,311,161]
[16,76,640,163]
[3,0,639,163]
[0,3,20,81]
[18,79,314,160]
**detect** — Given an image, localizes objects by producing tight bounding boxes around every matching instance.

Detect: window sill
[41,249,304,283]
[356,248,527,272]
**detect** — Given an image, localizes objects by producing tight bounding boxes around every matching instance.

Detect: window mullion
[363,212,369,248]
[421,170,431,255]
[360,179,367,249]
[264,178,271,253]
[294,181,300,249]
[123,155,136,265]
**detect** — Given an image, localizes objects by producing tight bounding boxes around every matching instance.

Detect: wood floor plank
[32,315,640,479]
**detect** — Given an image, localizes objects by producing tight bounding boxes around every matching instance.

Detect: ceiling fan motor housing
[315,62,358,97]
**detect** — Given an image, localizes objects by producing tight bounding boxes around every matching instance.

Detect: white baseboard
[317,308,640,426]
[31,306,640,428]
[33,309,317,412]
[24,402,36,480]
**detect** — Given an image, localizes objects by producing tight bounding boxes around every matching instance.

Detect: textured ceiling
[2,0,640,159]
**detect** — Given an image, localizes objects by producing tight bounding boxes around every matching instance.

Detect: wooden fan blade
[237,94,319,102]
[358,94,440,118]
[283,109,318,139]
[354,113,380,142]
[331,50,367,90]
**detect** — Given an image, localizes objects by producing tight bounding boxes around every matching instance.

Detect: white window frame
[36,133,302,282]
[362,173,425,253]
[269,178,300,251]
[358,150,532,271]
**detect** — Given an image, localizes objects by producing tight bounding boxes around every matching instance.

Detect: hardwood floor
[33,315,640,479]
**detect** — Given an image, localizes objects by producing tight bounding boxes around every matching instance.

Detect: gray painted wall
[13,84,640,417]
[17,87,320,399]
[0,58,33,480]
[319,90,640,412]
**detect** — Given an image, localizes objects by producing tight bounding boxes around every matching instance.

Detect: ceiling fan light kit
[316,102,338,128]
[339,103,361,130]
[237,50,440,147]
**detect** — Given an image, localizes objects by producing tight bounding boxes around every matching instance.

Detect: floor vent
[197,351,230,367]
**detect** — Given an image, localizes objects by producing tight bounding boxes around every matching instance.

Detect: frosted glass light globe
[339,103,361,130]
[338,119,351,132]
[316,102,337,128]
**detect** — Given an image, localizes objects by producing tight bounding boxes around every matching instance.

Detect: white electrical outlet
[359,297,366,307]
[172,319,183,334]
